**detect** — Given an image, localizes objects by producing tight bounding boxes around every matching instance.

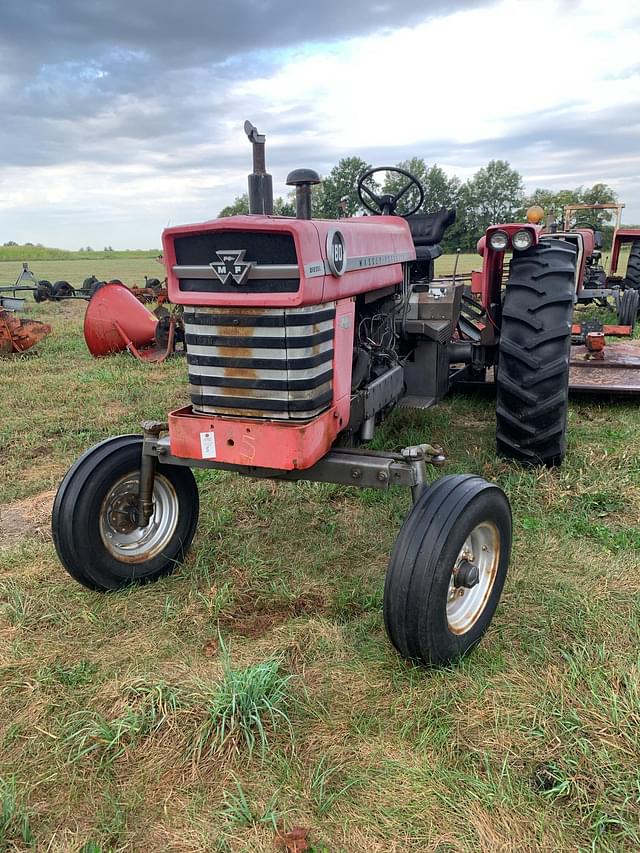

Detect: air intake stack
[286,168,321,220]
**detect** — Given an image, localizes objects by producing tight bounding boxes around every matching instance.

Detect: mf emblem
[209,250,254,285]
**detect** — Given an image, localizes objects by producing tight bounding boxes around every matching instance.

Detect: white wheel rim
[99,472,179,564]
[447,521,501,635]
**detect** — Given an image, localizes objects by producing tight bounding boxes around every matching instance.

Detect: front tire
[496,238,576,467]
[384,475,512,666]
[52,435,199,590]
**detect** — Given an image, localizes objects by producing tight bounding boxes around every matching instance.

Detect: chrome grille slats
[186,303,336,420]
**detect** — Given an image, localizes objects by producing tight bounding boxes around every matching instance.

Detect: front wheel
[52,435,199,590]
[384,475,511,666]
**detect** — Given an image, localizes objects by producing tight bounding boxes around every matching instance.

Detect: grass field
[1,258,640,852]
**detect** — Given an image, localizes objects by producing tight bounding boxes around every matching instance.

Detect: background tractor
[548,202,640,327]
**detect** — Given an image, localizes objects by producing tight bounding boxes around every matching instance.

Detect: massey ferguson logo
[209,249,254,285]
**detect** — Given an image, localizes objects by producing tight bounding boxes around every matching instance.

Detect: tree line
[219,157,622,252]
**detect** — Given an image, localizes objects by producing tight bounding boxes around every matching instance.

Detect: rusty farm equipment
[84,281,183,363]
[0,309,51,354]
[47,125,640,664]
[552,203,640,326]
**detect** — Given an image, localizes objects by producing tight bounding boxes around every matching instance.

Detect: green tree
[519,187,582,226]
[218,194,250,217]
[460,160,525,242]
[576,182,619,228]
[521,183,618,238]
[218,192,297,218]
[312,156,372,219]
[273,194,296,217]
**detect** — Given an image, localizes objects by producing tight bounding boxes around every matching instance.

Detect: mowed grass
[1,261,640,852]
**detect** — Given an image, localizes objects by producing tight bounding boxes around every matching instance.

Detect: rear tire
[52,435,199,590]
[623,241,640,291]
[496,239,576,467]
[617,288,639,329]
[384,475,512,666]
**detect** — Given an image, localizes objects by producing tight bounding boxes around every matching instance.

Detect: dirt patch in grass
[221,592,326,638]
[0,488,56,548]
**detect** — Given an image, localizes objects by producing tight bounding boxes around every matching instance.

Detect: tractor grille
[184,304,336,419]
[173,230,300,294]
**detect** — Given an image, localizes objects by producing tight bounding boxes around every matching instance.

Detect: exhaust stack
[245,120,273,215]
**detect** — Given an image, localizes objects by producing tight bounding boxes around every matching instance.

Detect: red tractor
[460,207,640,435]
[52,123,520,666]
[547,203,640,327]
[53,122,593,665]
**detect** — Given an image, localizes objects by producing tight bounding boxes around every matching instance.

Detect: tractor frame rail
[139,422,446,518]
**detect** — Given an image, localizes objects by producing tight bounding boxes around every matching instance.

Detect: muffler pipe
[245,120,273,214]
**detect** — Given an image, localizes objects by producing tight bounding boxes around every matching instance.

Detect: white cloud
[1,0,639,247]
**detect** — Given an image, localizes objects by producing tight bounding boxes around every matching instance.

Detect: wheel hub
[454,559,480,589]
[99,473,179,564]
[447,521,500,635]
[107,494,139,533]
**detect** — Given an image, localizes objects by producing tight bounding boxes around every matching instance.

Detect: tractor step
[399,395,436,409]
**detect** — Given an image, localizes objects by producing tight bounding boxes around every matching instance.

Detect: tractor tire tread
[496,238,576,467]
[623,241,640,291]
[384,475,511,665]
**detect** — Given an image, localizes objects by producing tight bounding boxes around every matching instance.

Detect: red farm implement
[0,309,51,354]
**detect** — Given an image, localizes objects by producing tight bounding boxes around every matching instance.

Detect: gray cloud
[1,0,484,171]
[1,0,639,247]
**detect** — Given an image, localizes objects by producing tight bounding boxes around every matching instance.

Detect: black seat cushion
[404,208,456,246]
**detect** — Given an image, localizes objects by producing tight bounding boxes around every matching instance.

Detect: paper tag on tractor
[200,432,217,459]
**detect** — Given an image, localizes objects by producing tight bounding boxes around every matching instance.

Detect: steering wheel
[357,166,425,216]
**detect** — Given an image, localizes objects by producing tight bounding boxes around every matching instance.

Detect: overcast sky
[1,0,639,249]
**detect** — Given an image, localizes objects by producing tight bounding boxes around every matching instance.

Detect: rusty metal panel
[569,340,640,392]
[0,309,51,354]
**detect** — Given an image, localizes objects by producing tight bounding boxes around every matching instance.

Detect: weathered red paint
[162,214,415,308]
[84,282,157,357]
[168,404,342,470]
[475,224,541,313]
[609,228,640,275]
[160,214,413,470]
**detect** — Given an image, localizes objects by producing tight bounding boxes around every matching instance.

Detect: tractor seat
[404,208,456,247]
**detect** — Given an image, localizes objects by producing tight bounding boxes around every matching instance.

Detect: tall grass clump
[190,640,297,763]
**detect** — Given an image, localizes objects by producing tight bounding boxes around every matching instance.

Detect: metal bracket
[142,430,447,503]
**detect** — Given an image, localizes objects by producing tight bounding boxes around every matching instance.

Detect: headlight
[512,229,533,251]
[489,230,509,251]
